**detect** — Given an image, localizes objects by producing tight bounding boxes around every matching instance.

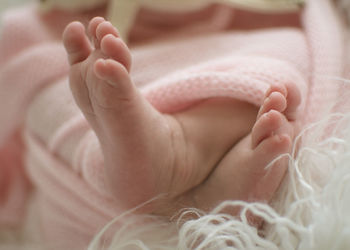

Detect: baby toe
[88,17,105,48]
[100,35,132,71]
[96,21,120,43]
[254,133,291,161]
[251,108,294,149]
[249,133,291,201]
[283,82,301,121]
[266,82,301,121]
[257,91,287,119]
[63,21,92,65]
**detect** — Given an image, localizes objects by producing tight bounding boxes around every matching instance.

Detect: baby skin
[62,17,300,216]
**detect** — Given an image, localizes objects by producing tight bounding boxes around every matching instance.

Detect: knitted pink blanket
[0,0,347,249]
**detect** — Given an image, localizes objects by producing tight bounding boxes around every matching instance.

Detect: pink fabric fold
[0,131,30,227]
[0,0,347,249]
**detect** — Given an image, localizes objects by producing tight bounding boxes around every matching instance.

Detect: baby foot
[63,17,186,210]
[187,84,300,210]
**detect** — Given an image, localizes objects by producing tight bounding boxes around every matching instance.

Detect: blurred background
[0,0,31,16]
[0,0,32,31]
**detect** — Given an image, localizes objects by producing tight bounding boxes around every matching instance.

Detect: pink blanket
[0,0,347,249]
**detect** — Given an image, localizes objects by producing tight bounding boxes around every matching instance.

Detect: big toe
[249,133,291,201]
[63,21,92,65]
[252,110,293,149]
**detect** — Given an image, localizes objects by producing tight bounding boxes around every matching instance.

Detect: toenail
[106,34,118,40]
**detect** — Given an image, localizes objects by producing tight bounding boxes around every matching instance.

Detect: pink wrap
[0,0,347,249]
